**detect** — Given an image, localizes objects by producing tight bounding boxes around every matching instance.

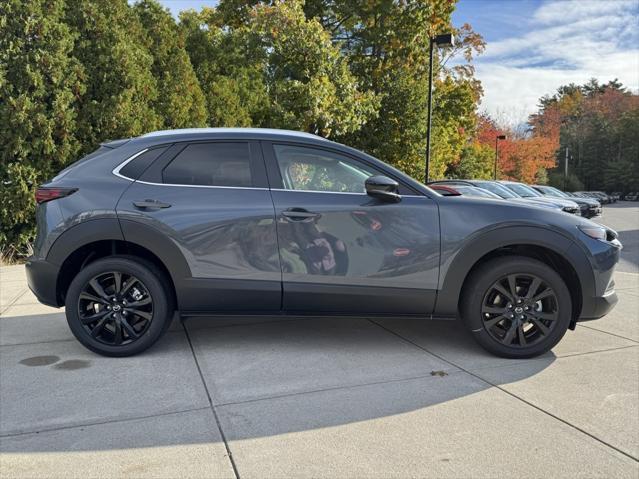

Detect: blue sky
[156,0,639,125]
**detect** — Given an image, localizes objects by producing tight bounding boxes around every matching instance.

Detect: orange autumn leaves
[476,115,558,183]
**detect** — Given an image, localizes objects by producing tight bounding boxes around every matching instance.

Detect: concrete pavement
[1,203,637,478]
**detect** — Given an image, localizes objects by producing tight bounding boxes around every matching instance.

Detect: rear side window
[119,146,168,180]
[162,143,252,187]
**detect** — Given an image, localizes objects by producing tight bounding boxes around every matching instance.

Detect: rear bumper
[25,257,61,307]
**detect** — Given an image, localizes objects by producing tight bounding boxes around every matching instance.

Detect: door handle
[282,208,321,221]
[133,199,172,209]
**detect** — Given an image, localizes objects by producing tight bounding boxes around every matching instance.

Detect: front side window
[163,142,252,187]
[273,145,378,193]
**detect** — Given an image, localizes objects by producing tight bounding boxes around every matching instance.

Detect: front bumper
[578,288,618,321]
[583,205,602,218]
[25,257,61,307]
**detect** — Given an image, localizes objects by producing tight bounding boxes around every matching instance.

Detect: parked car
[27,128,621,359]
[577,191,610,204]
[498,181,582,215]
[610,192,622,201]
[531,185,602,218]
[429,184,502,199]
[625,192,638,201]
[428,180,563,212]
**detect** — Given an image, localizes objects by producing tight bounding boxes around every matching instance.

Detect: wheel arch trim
[46,218,192,308]
[434,225,594,317]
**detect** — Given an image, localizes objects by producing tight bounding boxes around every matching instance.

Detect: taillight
[35,187,78,204]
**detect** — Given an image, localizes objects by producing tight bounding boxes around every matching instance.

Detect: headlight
[578,225,607,241]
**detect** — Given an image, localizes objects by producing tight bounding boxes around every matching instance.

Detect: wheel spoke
[90,317,108,338]
[125,308,152,320]
[517,324,527,345]
[484,315,506,329]
[89,278,109,300]
[533,289,554,302]
[482,305,505,315]
[79,292,107,304]
[80,310,109,325]
[113,272,122,294]
[113,318,123,345]
[493,283,514,303]
[120,278,139,296]
[531,318,550,335]
[526,277,541,300]
[502,322,517,345]
[125,297,151,308]
[507,275,518,299]
[532,311,557,321]
[120,318,139,339]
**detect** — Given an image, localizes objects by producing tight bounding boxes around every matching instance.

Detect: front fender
[434,225,594,317]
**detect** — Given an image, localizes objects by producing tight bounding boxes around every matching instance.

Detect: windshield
[537,185,568,197]
[546,186,568,197]
[474,181,519,198]
[503,183,542,197]
[455,186,499,198]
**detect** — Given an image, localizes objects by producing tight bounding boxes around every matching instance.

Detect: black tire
[460,256,572,358]
[65,255,174,357]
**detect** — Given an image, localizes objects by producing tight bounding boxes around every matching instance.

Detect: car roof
[139,128,325,141]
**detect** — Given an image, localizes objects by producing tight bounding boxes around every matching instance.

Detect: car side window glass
[119,146,168,180]
[162,142,252,187]
[273,145,379,193]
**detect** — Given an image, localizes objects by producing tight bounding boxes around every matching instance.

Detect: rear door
[116,140,281,312]
[263,141,440,315]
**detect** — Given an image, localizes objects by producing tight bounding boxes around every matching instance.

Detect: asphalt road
[0,203,637,478]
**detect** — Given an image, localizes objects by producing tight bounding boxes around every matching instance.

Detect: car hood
[523,197,579,208]
[511,197,560,209]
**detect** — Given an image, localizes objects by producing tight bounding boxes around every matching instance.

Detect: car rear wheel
[460,256,572,358]
[65,256,174,357]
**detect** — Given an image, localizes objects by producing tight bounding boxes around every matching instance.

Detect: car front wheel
[65,256,174,357]
[461,256,572,358]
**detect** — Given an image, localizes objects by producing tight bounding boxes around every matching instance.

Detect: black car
[27,128,621,358]
[532,185,602,218]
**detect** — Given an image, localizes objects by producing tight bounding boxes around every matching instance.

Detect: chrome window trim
[270,188,426,198]
[112,148,269,191]
[112,148,149,181]
[112,150,425,195]
[135,179,268,191]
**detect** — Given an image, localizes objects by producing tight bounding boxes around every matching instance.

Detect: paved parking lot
[1,203,638,478]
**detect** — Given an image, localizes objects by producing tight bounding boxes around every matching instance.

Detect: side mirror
[365,175,401,203]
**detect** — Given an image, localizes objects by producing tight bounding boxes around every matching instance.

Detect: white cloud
[469,0,639,125]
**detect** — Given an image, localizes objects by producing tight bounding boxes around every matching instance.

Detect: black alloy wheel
[65,256,173,357]
[481,273,558,348]
[460,256,572,358]
[78,271,154,346]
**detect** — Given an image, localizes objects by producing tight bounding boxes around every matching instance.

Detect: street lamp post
[425,33,454,183]
[494,134,506,180]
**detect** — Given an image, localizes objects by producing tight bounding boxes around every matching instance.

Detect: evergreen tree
[65,0,160,153]
[0,0,84,254]
[134,0,207,129]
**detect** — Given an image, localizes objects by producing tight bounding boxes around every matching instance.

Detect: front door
[116,140,281,312]
[264,142,440,315]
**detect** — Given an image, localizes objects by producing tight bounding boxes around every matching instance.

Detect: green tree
[0,0,84,254]
[303,0,484,180]
[249,0,378,136]
[447,142,493,180]
[65,0,160,153]
[180,7,270,127]
[134,0,207,128]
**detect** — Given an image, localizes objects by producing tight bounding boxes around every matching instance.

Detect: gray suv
[27,129,621,358]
